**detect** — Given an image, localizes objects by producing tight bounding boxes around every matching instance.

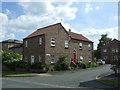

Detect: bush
[31,63,43,69]
[16,63,29,68]
[2,50,21,64]
[30,63,50,71]
[55,55,69,71]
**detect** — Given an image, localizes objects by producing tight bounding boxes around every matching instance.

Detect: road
[2,64,114,89]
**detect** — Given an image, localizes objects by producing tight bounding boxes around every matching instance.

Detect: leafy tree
[2,50,21,64]
[95,34,112,59]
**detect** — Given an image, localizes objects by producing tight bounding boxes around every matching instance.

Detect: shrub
[31,63,43,69]
[16,63,29,68]
[2,50,21,64]
[55,55,69,71]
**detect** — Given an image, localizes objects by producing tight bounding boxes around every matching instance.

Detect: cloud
[1,1,77,41]
[85,4,93,13]
[95,6,100,10]
[5,9,11,15]
[85,3,101,13]
[79,26,118,49]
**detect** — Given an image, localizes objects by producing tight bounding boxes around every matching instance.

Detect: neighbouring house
[101,39,120,64]
[0,39,23,55]
[23,23,93,65]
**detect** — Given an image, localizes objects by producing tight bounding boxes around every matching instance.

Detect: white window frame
[112,48,115,53]
[65,40,68,48]
[88,57,92,63]
[79,43,82,49]
[88,44,91,50]
[116,48,119,53]
[39,56,42,62]
[51,38,55,47]
[50,55,55,63]
[25,41,28,47]
[31,56,34,64]
[80,56,83,62]
[39,38,42,45]
[103,49,107,52]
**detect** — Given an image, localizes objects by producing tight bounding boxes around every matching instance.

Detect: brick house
[23,23,93,65]
[0,39,23,55]
[101,39,120,64]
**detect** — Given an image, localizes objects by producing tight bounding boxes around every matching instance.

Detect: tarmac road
[2,64,114,89]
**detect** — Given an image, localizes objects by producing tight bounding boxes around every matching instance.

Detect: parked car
[96,59,105,65]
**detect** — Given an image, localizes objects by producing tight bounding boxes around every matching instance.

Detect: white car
[97,59,105,65]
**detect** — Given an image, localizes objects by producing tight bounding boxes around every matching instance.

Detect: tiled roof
[24,23,61,39]
[24,23,93,42]
[68,31,93,42]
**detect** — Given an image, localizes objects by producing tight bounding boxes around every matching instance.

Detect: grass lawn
[2,71,39,77]
[99,79,120,87]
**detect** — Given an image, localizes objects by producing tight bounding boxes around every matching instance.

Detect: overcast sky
[1,0,118,49]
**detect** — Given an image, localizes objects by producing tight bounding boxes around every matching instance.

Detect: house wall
[101,40,120,64]
[10,47,23,55]
[23,24,93,65]
[45,24,70,64]
[23,35,45,64]
[69,39,93,63]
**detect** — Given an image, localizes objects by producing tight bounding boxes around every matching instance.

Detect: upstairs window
[79,56,83,62]
[39,38,42,45]
[88,44,91,50]
[112,48,115,53]
[39,56,42,62]
[25,41,28,47]
[103,49,107,52]
[65,40,68,48]
[51,38,55,47]
[50,55,55,63]
[79,43,82,49]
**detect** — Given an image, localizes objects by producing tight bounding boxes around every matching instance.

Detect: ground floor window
[88,57,92,63]
[80,56,83,62]
[50,55,55,63]
[31,56,34,64]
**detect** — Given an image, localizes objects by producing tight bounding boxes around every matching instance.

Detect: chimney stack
[69,29,71,32]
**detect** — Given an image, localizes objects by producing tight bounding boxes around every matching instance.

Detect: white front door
[31,56,34,64]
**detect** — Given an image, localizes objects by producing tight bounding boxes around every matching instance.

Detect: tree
[2,50,21,64]
[95,34,112,59]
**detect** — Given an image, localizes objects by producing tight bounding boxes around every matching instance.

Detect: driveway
[2,64,114,89]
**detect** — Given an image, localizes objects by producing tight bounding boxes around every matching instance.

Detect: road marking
[2,78,75,88]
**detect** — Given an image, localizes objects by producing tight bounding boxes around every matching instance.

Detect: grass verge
[2,71,39,77]
[99,79,120,87]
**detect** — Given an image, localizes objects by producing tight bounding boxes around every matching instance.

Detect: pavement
[2,64,116,89]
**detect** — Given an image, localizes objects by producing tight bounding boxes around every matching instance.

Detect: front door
[73,53,76,64]
[31,56,34,64]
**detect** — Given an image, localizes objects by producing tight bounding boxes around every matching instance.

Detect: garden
[2,50,99,74]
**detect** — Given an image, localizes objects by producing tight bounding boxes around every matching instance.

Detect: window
[51,38,55,47]
[88,57,92,63]
[79,43,82,49]
[115,48,119,53]
[25,41,28,47]
[31,56,34,64]
[103,56,107,60]
[65,40,68,48]
[103,49,107,52]
[39,38,42,45]
[39,56,42,62]
[80,56,83,62]
[112,48,115,53]
[88,44,91,50]
[50,55,55,63]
